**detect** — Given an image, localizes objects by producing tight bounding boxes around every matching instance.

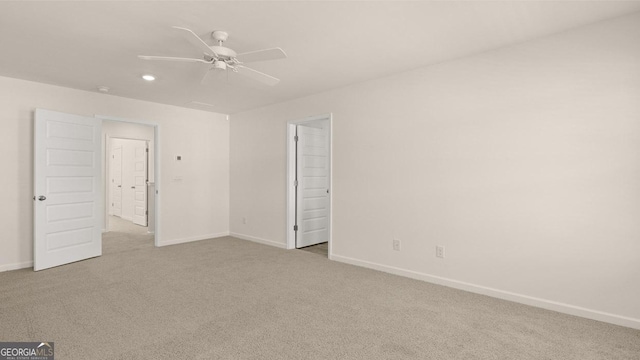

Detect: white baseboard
[0,261,33,273]
[331,254,640,330]
[2,233,231,270]
[157,232,229,247]
[230,232,287,249]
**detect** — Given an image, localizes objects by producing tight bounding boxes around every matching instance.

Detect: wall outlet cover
[393,239,401,251]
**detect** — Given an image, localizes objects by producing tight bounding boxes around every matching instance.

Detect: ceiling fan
[139,26,286,86]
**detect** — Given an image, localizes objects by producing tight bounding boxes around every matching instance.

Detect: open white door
[295,125,330,248]
[132,141,148,226]
[34,109,103,271]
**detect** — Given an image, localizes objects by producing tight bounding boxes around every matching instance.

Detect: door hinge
[145,210,148,215]
[146,148,149,153]
[293,225,298,231]
[294,135,298,142]
[294,180,298,187]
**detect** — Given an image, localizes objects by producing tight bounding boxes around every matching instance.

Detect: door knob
[117,185,121,188]
[38,195,46,201]
[131,186,136,189]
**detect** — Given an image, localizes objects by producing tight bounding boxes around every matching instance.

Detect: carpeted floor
[107,215,150,235]
[1,233,639,359]
[103,216,154,255]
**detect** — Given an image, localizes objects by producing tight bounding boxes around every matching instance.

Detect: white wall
[0,76,230,271]
[230,13,640,328]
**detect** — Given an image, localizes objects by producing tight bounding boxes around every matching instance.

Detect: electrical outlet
[393,239,401,251]
[436,245,445,259]
[242,217,247,225]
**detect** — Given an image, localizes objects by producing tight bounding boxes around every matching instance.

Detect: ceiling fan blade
[236,65,280,86]
[235,47,287,63]
[172,26,218,58]
[138,55,210,63]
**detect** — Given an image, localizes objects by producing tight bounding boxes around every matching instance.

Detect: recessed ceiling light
[97,86,110,93]
[142,74,156,81]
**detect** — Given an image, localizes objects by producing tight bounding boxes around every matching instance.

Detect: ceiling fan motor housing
[210,45,237,59]
[210,30,237,60]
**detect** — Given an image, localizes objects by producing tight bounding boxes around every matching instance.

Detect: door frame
[98,115,161,247]
[286,114,333,257]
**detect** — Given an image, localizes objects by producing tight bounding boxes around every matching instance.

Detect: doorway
[108,138,149,227]
[33,110,161,271]
[286,114,332,257]
[101,117,159,251]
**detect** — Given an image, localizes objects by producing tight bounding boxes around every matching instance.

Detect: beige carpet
[107,215,149,235]
[103,216,154,255]
[1,234,639,359]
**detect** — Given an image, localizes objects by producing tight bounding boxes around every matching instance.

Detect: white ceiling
[1,1,639,114]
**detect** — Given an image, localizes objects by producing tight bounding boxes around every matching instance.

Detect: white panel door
[120,140,134,221]
[110,145,122,217]
[34,109,102,271]
[296,125,329,248]
[132,141,148,226]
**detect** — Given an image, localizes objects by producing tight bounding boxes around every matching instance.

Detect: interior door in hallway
[110,145,123,217]
[34,109,103,271]
[295,125,330,248]
[132,141,148,226]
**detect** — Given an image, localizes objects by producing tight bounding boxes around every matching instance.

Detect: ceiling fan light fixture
[142,74,156,81]
[213,61,227,70]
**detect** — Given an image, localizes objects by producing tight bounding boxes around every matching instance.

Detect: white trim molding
[331,254,640,330]
[230,233,287,249]
[0,261,33,273]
